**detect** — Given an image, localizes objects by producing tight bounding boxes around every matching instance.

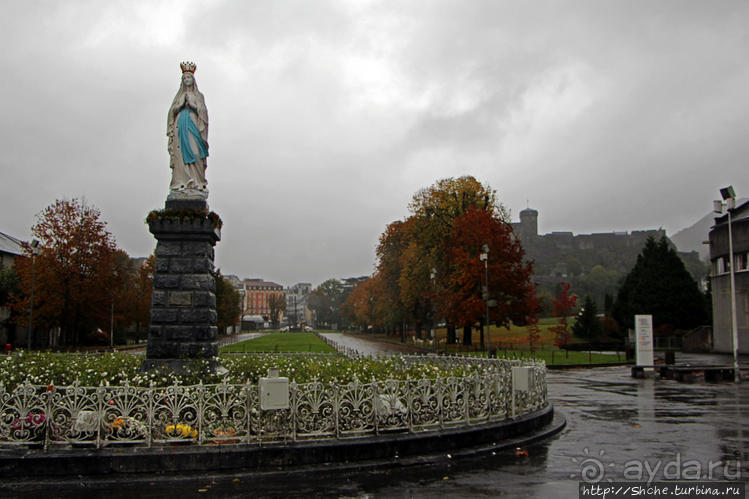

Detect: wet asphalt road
[4,348,748,498]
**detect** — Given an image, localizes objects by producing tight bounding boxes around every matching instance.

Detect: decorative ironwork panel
[337,380,375,436]
[466,375,490,423]
[0,382,47,446]
[249,384,292,442]
[373,379,408,431]
[408,378,441,430]
[151,384,200,445]
[99,384,150,446]
[439,377,467,426]
[293,381,336,438]
[201,382,250,445]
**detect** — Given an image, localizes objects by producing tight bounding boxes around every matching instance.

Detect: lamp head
[720,185,736,201]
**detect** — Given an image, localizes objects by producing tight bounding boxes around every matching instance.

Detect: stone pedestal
[143,199,221,372]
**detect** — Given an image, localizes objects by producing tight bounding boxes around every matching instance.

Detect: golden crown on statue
[180,61,196,74]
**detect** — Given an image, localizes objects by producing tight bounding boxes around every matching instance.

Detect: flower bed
[0,354,546,449]
[0,352,493,391]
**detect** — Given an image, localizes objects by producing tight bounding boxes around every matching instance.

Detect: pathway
[317,332,430,356]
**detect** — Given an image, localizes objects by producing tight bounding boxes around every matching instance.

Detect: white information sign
[635,314,654,367]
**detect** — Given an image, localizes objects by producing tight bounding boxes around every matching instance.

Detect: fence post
[372,379,379,435]
[146,383,153,448]
[334,382,340,439]
[244,381,252,444]
[43,383,51,450]
[96,383,103,449]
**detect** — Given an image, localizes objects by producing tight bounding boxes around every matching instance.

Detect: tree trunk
[446,323,456,344]
[462,325,472,345]
[415,323,423,340]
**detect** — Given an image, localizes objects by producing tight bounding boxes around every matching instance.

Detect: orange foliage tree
[13,199,122,347]
[341,274,387,332]
[375,220,411,339]
[343,177,534,346]
[442,207,532,348]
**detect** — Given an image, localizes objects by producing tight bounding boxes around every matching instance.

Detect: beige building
[242,279,284,324]
[709,200,749,354]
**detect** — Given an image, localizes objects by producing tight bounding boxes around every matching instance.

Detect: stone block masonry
[143,199,221,371]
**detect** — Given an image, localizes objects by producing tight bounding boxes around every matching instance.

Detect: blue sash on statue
[177,108,209,164]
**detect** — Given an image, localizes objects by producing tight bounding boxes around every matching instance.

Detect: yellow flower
[165,423,197,438]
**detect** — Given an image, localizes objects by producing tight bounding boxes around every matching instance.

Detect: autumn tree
[308,279,346,329]
[341,274,387,332]
[551,282,577,349]
[0,266,19,307]
[441,207,532,348]
[131,255,154,340]
[351,176,533,347]
[0,266,20,344]
[402,176,510,343]
[268,292,286,328]
[215,270,241,335]
[13,199,119,347]
[374,221,410,340]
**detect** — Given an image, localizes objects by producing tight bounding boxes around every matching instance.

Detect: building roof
[0,231,24,256]
[713,200,749,226]
[243,278,283,289]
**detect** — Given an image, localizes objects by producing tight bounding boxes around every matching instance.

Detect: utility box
[259,367,289,410]
[512,366,534,392]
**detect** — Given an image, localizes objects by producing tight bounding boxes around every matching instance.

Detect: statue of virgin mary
[167,61,209,198]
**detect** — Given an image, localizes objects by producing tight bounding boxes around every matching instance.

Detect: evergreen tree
[612,237,707,333]
[572,295,603,341]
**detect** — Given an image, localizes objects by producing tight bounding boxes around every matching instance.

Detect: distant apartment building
[709,200,749,354]
[0,231,25,345]
[242,278,284,324]
[286,282,312,327]
[0,231,23,270]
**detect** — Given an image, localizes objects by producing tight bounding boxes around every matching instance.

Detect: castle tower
[519,208,539,240]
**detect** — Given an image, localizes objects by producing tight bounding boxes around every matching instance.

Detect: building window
[735,253,743,271]
[719,257,730,274]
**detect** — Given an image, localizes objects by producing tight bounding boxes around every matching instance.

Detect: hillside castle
[510,208,705,307]
[512,207,667,274]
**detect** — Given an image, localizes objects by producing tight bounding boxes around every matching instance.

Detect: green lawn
[220,332,336,353]
[491,348,627,365]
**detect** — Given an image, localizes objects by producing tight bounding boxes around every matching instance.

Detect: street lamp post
[430,267,437,353]
[110,301,115,350]
[480,244,490,357]
[27,239,40,352]
[714,185,741,383]
[579,307,591,365]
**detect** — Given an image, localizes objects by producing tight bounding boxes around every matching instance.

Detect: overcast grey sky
[1,1,747,287]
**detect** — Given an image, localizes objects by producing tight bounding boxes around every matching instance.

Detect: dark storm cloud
[1,0,747,286]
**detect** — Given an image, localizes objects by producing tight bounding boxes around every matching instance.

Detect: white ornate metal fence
[0,356,546,450]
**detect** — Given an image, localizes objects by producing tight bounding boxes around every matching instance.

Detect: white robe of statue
[167,66,209,198]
